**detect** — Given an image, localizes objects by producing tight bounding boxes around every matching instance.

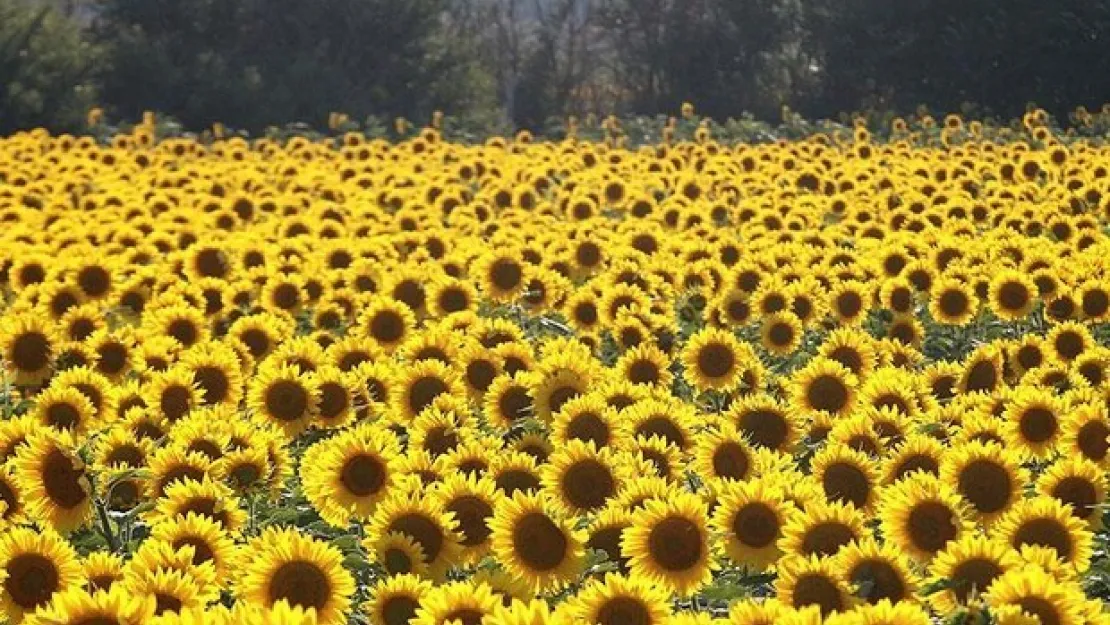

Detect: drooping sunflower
[994,496,1094,574]
[12,431,92,534]
[489,491,586,593]
[778,499,866,559]
[681,327,749,392]
[622,492,713,596]
[711,477,795,570]
[0,526,83,622]
[0,312,58,385]
[235,527,355,625]
[566,573,673,625]
[300,424,400,527]
[878,472,972,562]
[365,573,432,625]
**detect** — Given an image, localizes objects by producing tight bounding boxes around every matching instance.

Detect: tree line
[3,0,1110,134]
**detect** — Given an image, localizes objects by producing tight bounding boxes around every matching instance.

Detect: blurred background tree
[5,0,1110,133]
[0,0,98,133]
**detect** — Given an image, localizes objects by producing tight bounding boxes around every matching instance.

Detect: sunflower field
[1,107,1110,625]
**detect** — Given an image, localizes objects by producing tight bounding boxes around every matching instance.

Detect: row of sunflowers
[1,111,1110,625]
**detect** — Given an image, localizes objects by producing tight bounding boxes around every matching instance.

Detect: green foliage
[91,0,492,131]
[0,0,98,133]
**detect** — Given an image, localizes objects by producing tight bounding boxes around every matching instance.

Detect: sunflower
[365,574,431,625]
[959,344,1004,395]
[300,424,400,528]
[616,343,674,389]
[367,531,429,578]
[530,362,593,423]
[0,527,83,622]
[817,329,878,380]
[926,534,1022,613]
[477,251,526,302]
[228,313,288,363]
[431,278,478,317]
[489,491,585,592]
[692,424,755,484]
[144,367,201,424]
[984,568,1086,625]
[484,373,536,430]
[774,554,853,618]
[789,358,857,418]
[0,313,58,385]
[940,440,1026,524]
[236,527,355,625]
[430,474,501,563]
[482,600,556,625]
[624,436,683,481]
[551,395,618,449]
[995,496,1094,574]
[152,477,247,533]
[312,367,355,429]
[625,398,695,450]
[681,327,748,392]
[990,269,1038,321]
[366,492,462,580]
[778,499,866,559]
[623,492,713,596]
[359,296,416,352]
[149,512,237,584]
[31,385,95,435]
[711,478,795,570]
[145,305,209,349]
[12,431,92,533]
[123,569,204,618]
[1062,402,1110,465]
[542,440,623,515]
[724,393,798,452]
[82,551,125,594]
[247,363,320,437]
[456,342,501,399]
[835,538,918,605]
[391,360,464,424]
[810,444,879,511]
[18,586,151,625]
[564,290,603,334]
[879,472,971,562]
[928,278,978,326]
[1002,386,1065,460]
[88,329,137,381]
[828,280,869,326]
[567,573,673,625]
[760,312,803,356]
[411,580,503,625]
